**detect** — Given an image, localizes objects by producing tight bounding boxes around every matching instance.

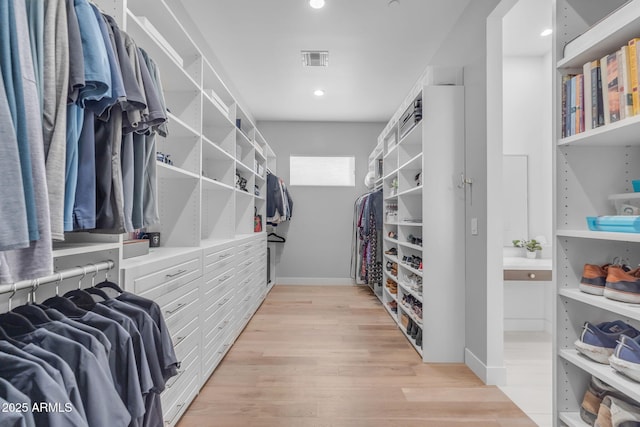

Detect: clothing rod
[0,260,115,296]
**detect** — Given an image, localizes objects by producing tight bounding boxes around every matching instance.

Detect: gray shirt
[0,378,35,427]
[44,307,112,353]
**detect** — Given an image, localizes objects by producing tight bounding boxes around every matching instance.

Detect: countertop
[503,257,552,271]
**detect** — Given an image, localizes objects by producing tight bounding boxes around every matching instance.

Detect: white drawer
[202,268,234,305]
[126,251,201,295]
[203,307,234,354]
[203,286,234,325]
[171,316,200,362]
[165,287,200,336]
[162,348,200,426]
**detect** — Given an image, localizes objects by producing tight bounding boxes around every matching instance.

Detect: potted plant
[513,239,542,259]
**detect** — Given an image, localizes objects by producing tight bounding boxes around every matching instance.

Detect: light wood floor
[177,285,536,427]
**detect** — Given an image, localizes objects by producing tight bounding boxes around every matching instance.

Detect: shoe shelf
[400,324,423,357]
[399,221,423,227]
[558,412,589,427]
[399,153,423,172]
[384,237,399,245]
[399,262,423,277]
[397,240,423,251]
[559,349,640,403]
[398,282,422,303]
[384,195,398,202]
[384,254,399,264]
[557,229,640,243]
[395,186,423,198]
[384,222,399,226]
[399,302,422,327]
[383,285,398,302]
[559,289,640,323]
[383,301,398,320]
[384,270,398,283]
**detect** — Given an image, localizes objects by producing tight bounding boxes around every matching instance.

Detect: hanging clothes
[266,171,293,225]
[351,190,383,288]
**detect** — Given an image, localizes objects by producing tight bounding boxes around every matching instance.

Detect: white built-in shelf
[384,254,399,263]
[399,302,423,326]
[559,412,589,427]
[236,128,253,147]
[397,240,423,251]
[384,143,399,159]
[202,93,235,128]
[559,289,640,322]
[383,169,399,180]
[399,153,423,171]
[396,186,423,198]
[156,162,200,180]
[255,174,266,182]
[384,195,398,201]
[201,176,234,191]
[166,112,200,139]
[202,137,235,162]
[399,221,423,227]
[255,195,266,201]
[120,246,201,269]
[558,115,640,147]
[125,11,200,92]
[254,147,267,162]
[384,222,399,226]
[400,326,423,356]
[383,301,397,320]
[557,0,640,69]
[235,160,254,176]
[398,119,422,147]
[399,263,423,277]
[384,237,399,245]
[52,242,120,258]
[398,282,423,303]
[383,285,398,302]
[560,349,640,403]
[199,238,236,249]
[384,270,398,283]
[557,229,640,243]
[235,189,253,198]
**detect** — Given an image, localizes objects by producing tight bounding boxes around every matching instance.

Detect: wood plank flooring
[177,285,536,427]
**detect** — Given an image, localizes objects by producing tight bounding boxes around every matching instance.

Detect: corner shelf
[52,242,121,258]
[557,229,640,243]
[559,288,640,322]
[558,412,589,427]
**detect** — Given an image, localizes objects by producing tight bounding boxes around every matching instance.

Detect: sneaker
[595,395,640,427]
[610,335,640,382]
[580,263,614,296]
[385,248,397,256]
[581,376,629,425]
[604,268,640,304]
[575,321,640,364]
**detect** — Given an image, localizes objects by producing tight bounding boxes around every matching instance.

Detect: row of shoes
[385,279,397,295]
[581,262,640,304]
[401,294,422,322]
[387,301,397,313]
[575,320,640,382]
[385,261,398,277]
[405,316,423,346]
[407,233,422,246]
[401,255,422,271]
[385,247,397,256]
[580,376,640,426]
[401,272,422,295]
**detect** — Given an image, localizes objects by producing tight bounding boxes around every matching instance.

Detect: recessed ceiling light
[314,89,325,97]
[388,0,400,7]
[309,0,325,9]
[540,28,553,37]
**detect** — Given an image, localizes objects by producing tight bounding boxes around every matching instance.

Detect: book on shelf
[576,74,584,133]
[583,61,592,131]
[591,60,604,128]
[619,45,633,119]
[607,52,621,123]
[629,38,640,116]
[562,75,572,138]
[570,75,577,136]
[601,53,611,125]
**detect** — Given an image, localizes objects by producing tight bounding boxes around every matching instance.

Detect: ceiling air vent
[302,51,329,67]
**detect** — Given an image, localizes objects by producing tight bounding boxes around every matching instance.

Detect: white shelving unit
[554,1,640,425]
[370,79,465,362]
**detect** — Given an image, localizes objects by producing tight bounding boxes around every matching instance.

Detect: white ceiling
[178,0,555,122]
[503,0,552,57]
[180,0,472,122]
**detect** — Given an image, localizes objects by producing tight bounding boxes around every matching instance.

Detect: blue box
[632,180,640,192]
[586,216,640,233]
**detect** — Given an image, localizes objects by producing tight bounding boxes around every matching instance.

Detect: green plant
[512,239,542,253]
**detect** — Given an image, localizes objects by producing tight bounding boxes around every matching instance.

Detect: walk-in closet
[2,0,640,426]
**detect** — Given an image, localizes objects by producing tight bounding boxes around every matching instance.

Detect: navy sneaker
[610,335,640,382]
[604,267,640,304]
[574,321,640,364]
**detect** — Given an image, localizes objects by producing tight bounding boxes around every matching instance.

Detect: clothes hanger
[84,288,110,302]
[267,232,286,243]
[13,279,53,325]
[0,326,24,347]
[42,296,88,317]
[94,262,124,297]
[0,312,37,337]
[63,290,97,310]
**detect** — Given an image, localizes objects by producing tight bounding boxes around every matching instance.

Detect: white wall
[257,121,384,285]
[503,55,553,247]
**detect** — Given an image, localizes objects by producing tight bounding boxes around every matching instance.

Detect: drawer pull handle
[173,335,186,346]
[166,369,185,388]
[218,298,230,307]
[165,402,187,425]
[217,344,230,354]
[528,273,536,279]
[218,275,230,283]
[165,303,187,315]
[244,261,252,267]
[218,320,230,330]
[218,253,231,260]
[166,269,187,279]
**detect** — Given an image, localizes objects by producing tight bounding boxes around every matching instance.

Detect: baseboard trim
[465,348,507,386]
[276,277,354,286]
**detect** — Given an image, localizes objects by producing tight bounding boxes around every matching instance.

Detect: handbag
[254,207,262,232]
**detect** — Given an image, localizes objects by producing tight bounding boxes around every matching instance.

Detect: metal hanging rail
[0,260,115,296]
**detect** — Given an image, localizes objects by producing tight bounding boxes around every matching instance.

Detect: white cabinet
[553,1,640,424]
[374,78,466,362]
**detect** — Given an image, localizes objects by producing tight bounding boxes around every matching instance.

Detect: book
[629,38,640,116]
[619,46,633,119]
[591,60,604,128]
[583,61,592,131]
[576,74,584,133]
[570,75,576,136]
[601,54,610,125]
[607,53,620,123]
[562,74,571,137]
